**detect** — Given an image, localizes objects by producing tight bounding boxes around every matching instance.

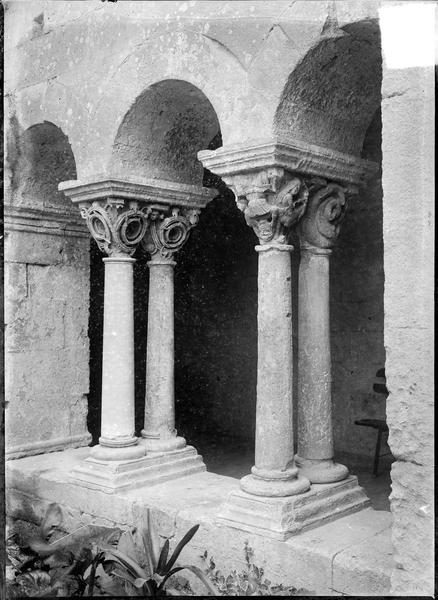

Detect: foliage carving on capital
[142,207,200,260]
[80,199,149,256]
[298,179,348,249]
[225,170,309,245]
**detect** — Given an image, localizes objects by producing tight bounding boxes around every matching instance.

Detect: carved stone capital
[142,206,200,260]
[59,176,216,258]
[223,169,309,246]
[297,179,350,249]
[80,199,149,256]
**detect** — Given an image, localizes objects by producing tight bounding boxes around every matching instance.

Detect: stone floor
[196,439,393,512]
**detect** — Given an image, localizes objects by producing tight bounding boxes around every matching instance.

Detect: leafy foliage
[6,504,217,597]
[6,504,124,597]
[97,511,218,596]
[201,541,311,596]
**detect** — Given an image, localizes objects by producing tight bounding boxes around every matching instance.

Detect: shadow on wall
[8,120,77,209]
[331,108,386,460]
[174,167,258,452]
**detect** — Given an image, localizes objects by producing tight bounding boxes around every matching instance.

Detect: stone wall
[331,109,386,459]
[4,120,91,458]
[382,63,434,596]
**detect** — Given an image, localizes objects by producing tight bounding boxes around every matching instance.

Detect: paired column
[295,182,349,482]
[59,177,213,491]
[198,145,370,537]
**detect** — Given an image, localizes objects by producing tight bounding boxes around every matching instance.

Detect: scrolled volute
[298,179,348,249]
[80,200,149,256]
[142,207,200,260]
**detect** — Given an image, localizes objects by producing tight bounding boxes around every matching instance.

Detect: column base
[139,434,187,453]
[70,445,206,494]
[217,475,370,540]
[240,472,310,497]
[295,455,349,483]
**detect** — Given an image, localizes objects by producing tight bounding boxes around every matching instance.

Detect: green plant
[6,505,217,597]
[6,504,123,597]
[201,541,310,596]
[97,511,218,597]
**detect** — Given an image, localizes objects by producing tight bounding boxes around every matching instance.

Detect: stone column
[140,208,199,452]
[295,181,349,483]
[81,199,149,461]
[228,172,311,497]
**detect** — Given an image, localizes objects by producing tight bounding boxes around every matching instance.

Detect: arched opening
[175,146,258,475]
[331,107,391,509]
[274,20,381,156]
[109,79,220,185]
[89,81,258,474]
[10,121,77,208]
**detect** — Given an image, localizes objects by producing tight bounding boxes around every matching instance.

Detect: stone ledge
[4,204,88,238]
[6,433,92,461]
[6,448,393,596]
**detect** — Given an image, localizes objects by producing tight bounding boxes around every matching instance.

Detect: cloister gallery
[3,1,434,596]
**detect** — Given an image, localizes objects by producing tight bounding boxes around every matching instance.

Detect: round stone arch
[273,19,382,155]
[77,25,257,179]
[109,78,222,185]
[8,80,88,180]
[7,120,77,210]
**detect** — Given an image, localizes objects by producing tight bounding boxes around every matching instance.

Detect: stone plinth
[217,476,370,541]
[70,446,205,494]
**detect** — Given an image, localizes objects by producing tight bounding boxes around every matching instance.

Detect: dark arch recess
[110,79,221,185]
[10,121,77,208]
[274,20,381,156]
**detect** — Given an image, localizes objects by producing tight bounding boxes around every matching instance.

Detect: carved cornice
[59,177,216,257]
[59,176,216,211]
[198,138,376,187]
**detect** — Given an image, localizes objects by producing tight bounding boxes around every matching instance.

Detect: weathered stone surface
[389,461,434,596]
[381,56,434,595]
[218,475,369,540]
[4,229,90,458]
[6,449,392,596]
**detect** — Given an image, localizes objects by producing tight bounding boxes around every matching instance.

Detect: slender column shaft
[141,258,186,452]
[93,256,145,461]
[255,245,294,471]
[295,243,348,482]
[240,244,310,497]
[298,246,332,458]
